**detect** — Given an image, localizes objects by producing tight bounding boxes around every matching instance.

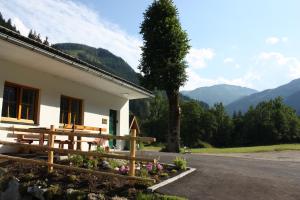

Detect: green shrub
[138,142,145,150]
[96,146,105,154]
[66,190,86,200]
[160,172,169,178]
[86,159,98,169]
[44,184,62,200]
[67,175,78,182]
[69,155,84,167]
[107,159,127,169]
[139,168,149,178]
[195,140,213,148]
[173,157,187,170]
[22,173,35,181]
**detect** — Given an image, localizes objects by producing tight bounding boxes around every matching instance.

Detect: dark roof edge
[0,26,154,97]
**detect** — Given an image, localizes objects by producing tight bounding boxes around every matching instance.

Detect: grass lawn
[142,146,163,151]
[142,144,300,154]
[189,144,300,154]
[137,192,187,200]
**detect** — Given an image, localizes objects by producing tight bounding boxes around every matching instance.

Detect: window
[59,96,83,125]
[1,82,39,124]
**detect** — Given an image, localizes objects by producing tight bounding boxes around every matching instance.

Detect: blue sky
[1,0,300,91]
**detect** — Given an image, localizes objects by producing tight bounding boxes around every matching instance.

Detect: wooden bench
[59,124,108,150]
[87,138,108,151]
[16,134,34,144]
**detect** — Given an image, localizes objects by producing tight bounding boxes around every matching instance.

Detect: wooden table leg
[39,133,45,146]
[76,136,81,150]
[68,135,74,150]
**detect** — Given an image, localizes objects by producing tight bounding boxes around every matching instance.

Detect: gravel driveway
[137,151,300,200]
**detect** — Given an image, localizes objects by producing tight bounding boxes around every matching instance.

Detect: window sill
[1,117,38,126]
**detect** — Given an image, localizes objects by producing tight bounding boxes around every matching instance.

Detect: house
[0,26,153,152]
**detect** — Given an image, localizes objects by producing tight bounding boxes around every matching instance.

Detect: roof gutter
[0,32,154,98]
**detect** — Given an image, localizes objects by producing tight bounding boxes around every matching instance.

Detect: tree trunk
[166,90,181,152]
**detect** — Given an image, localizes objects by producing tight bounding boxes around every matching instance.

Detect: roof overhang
[0,32,153,100]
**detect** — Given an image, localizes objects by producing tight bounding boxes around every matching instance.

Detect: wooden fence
[0,125,156,183]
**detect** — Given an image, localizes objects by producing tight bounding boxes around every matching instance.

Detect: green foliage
[141,92,300,148]
[160,172,169,178]
[107,159,127,169]
[86,159,98,169]
[28,29,49,44]
[44,184,62,200]
[22,173,35,181]
[69,155,84,167]
[239,97,300,146]
[66,190,86,200]
[141,90,169,142]
[139,0,190,90]
[173,157,187,170]
[140,0,190,152]
[67,175,78,183]
[96,146,105,154]
[180,100,205,147]
[139,168,149,178]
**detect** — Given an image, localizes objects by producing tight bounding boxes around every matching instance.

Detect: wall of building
[0,59,130,152]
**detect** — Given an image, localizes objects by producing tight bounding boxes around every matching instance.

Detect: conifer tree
[43,36,49,46]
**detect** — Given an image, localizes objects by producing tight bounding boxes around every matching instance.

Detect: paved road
[137,151,300,200]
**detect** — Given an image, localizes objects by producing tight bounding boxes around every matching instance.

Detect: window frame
[59,95,83,125]
[1,81,39,124]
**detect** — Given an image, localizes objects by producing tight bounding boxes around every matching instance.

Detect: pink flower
[146,163,153,171]
[119,165,129,175]
[157,163,163,171]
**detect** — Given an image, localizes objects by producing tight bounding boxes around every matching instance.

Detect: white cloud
[258,52,300,78]
[282,37,288,42]
[265,36,288,45]
[224,57,234,63]
[265,37,280,45]
[186,48,215,69]
[224,57,240,69]
[0,0,142,71]
[11,17,30,36]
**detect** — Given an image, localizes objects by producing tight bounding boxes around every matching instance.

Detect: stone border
[147,167,196,192]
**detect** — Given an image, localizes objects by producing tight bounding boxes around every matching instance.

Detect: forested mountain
[285,91,300,115]
[52,43,140,84]
[181,84,257,106]
[226,78,300,114]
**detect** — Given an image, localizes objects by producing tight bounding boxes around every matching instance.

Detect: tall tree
[139,0,190,152]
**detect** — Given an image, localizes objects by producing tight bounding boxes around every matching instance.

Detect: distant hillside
[52,43,139,84]
[226,78,300,114]
[284,91,300,115]
[181,84,257,106]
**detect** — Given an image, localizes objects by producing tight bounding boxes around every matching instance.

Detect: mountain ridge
[226,78,300,114]
[52,43,140,84]
[181,84,257,106]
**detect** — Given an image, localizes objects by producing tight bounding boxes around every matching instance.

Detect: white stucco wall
[0,60,130,152]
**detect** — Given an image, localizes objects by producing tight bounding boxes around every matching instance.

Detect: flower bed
[0,154,189,200]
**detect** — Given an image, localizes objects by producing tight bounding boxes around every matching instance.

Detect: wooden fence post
[48,125,55,173]
[129,129,136,176]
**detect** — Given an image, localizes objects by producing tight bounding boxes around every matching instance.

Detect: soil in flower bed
[0,156,186,200]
